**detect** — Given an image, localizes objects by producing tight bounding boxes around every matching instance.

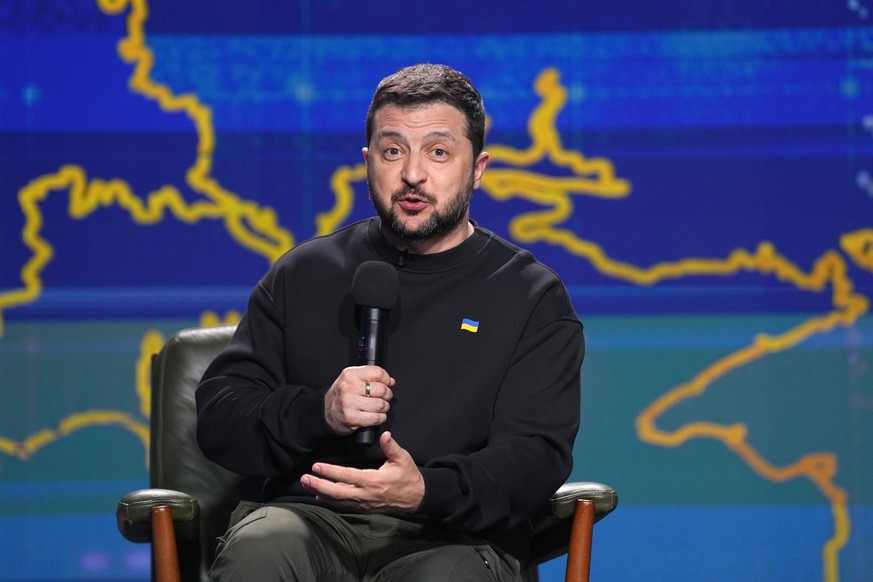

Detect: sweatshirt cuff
[417,466,462,520]
[269,386,335,449]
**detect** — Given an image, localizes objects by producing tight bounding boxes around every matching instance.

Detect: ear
[472,151,489,189]
[362,147,369,166]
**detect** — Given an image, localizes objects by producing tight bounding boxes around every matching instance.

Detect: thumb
[380,431,406,461]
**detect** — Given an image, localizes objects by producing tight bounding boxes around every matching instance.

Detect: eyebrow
[375,130,458,142]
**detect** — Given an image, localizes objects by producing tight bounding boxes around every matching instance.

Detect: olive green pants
[209,501,523,581]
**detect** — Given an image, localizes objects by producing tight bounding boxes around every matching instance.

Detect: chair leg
[152,505,181,582]
[565,499,595,582]
[523,565,540,582]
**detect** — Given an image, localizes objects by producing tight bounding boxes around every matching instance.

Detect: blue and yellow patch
[460,318,480,333]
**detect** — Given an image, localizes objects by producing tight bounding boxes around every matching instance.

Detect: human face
[363,102,489,254]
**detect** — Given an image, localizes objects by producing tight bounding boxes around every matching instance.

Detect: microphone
[351,261,399,445]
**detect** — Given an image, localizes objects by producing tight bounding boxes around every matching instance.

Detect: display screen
[1,1,871,579]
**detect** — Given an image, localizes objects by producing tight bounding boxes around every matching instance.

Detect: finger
[300,473,360,501]
[357,365,395,388]
[359,391,391,414]
[350,391,389,428]
[362,382,394,402]
[377,383,394,401]
[310,462,368,486]
[334,367,385,397]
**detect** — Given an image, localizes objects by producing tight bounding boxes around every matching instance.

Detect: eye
[384,147,402,159]
[432,148,448,158]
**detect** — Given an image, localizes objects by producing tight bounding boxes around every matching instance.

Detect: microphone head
[352,261,400,309]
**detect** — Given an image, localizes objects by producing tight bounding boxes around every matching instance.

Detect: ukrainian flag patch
[460,318,480,333]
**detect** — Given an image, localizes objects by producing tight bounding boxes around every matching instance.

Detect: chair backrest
[150,324,260,582]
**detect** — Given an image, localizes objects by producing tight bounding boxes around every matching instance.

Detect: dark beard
[368,174,474,241]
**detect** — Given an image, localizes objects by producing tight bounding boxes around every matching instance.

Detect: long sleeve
[196,276,336,477]
[414,280,584,535]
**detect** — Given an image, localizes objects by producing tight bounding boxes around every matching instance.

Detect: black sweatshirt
[196,218,584,561]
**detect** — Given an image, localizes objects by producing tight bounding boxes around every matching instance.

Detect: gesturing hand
[300,432,425,514]
[323,366,395,436]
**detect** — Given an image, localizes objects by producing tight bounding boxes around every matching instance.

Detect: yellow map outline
[325,67,872,582]
[0,2,870,580]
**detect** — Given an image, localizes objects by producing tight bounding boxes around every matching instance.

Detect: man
[196,63,584,581]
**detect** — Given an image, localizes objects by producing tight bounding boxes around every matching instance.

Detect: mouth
[394,191,432,213]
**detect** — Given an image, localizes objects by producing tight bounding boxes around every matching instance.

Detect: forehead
[371,102,468,142]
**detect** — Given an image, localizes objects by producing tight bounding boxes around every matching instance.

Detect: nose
[400,152,426,188]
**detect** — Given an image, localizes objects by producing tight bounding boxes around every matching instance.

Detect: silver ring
[365,383,371,397]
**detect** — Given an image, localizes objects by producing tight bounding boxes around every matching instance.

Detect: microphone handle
[356,307,387,445]
[357,426,377,445]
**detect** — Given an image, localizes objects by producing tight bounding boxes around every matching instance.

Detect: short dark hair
[366,64,486,158]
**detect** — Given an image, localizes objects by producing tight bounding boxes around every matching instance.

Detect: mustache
[391,187,436,204]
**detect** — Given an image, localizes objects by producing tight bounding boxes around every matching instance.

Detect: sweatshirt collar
[366,217,491,272]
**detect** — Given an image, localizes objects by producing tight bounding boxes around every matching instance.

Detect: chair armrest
[546,482,618,522]
[528,481,618,566]
[117,488,200,544]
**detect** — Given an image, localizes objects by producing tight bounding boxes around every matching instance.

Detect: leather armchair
[117,325,617,581]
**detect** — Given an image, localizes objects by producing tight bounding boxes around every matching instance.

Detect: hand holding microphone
[351,261,399,444]
[322,367,394,438]
[323,262,399,441]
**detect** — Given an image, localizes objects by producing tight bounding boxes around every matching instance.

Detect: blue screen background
[1,1,872,580]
